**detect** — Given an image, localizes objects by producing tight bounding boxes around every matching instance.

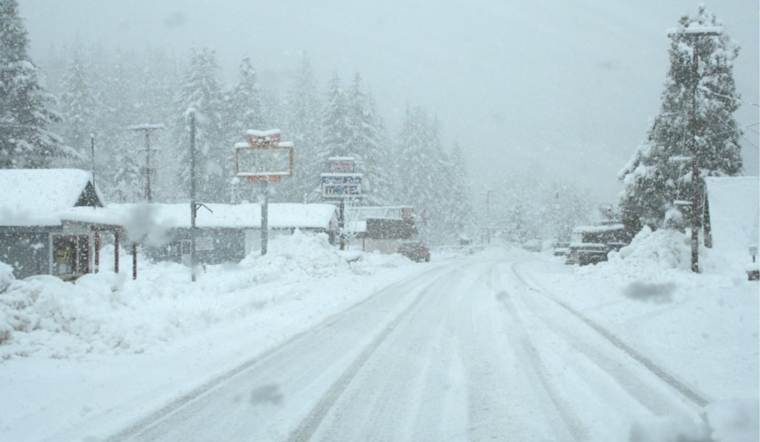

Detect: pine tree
[0,0,67,168]
[619,6,743,229]
[445,142,475,238]
[171,47,226,202]
[393,106,457,244]
[106,52,144,202]
[316,73,350,161]
[58,49,98,166]
[138,49,179,201]
[281,57,322,202]
[225,56,266,138]
[345,73,392,205]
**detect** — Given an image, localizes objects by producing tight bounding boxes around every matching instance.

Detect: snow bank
[607,227,692,273]
[240,230,350,282]
[0,231,411,360]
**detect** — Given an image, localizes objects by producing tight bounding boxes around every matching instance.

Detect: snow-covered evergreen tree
[138,49,180,201]
[225,56,266,138]
[105,51,144,202]
[281,57,322,202]
[341,74,391,205]
[223,56,268,203]
[393,106,458,244]
[316,73,351,161]
[619,6,743,229]
[171,47,226,202]
[0,0,67,168]
[444,142,476,238]
[58,49,98,166]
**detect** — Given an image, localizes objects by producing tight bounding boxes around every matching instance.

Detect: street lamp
[668,25,722,273]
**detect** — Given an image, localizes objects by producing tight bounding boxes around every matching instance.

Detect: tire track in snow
[284,263,474,442]
[488,266,589,442]
[509,262,710,408]
[104,263,453,442]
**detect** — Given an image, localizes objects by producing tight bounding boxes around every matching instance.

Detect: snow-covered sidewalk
[0,232,431,442]
[513,230,759,441]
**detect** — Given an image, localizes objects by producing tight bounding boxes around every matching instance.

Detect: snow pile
[607,226,692,272]
[348,250,412,274]
[0,231,414,359]
[0,260,13,293]
[0,261,15,344]
[241,230,350,282]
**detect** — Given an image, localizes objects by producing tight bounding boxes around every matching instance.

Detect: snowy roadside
[515,229,759,441]
[0,232,443,442]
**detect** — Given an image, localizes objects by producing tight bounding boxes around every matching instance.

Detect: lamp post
[668,25,722,273]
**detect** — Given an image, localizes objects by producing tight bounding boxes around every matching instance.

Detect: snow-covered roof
[706,177,759,254]
[246,129,281,137]
[64,203,337,230]
[127,124,165,131]
[572,224,625,234]
[0,169,104,227]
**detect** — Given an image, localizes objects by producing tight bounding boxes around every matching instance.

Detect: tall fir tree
[0,0,67,168]
[105,50,144,202]
[316,73,351,161]
[619,6,743,229]
[282,56,322,202]
[58,48,98,167]
[345,73,391,205]
[224,56,268,203]
[171,47,226,202]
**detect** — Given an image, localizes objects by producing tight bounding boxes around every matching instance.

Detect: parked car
[398,241,431,262]
[522,239,542,252]
[565,243,608,266]
[552,241,570,257]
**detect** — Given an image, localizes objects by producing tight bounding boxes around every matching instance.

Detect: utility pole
[261,180,269,255]
[188,111,197,282]
[485,189,494,245]
[128,124,165,203]
[669,26,722,273]
[90,134,96,191]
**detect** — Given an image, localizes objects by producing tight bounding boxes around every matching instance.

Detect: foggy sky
[18,0,760,204]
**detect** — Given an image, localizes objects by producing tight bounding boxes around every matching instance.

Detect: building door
[53,235,90,277]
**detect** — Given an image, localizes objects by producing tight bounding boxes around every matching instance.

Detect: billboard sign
[328,157,356,173]
[321,173,363,199]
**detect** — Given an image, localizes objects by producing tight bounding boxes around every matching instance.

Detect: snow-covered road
[107,258,708,442]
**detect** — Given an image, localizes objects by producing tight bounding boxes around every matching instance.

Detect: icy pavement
[0,233,757,442]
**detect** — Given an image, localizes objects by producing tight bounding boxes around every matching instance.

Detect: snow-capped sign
[328,157,356,173]
[247,129,281,146]
[321,173,363,199]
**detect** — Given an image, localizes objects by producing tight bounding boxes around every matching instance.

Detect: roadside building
[0,169,118,279]
[345,206,418,253]
[705,177,759,277]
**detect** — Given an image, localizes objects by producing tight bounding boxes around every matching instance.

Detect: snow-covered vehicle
[565,243,608,266]
[397,241,431,262]
[552,241,570,256]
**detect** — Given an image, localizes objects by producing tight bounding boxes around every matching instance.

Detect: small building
[346,206,418,253]
[0,169,116,279]
[70,202,339,265]
[705,177,759,268]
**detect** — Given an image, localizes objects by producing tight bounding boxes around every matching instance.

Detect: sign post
[234,129,294,256]
[321,157,362,250]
